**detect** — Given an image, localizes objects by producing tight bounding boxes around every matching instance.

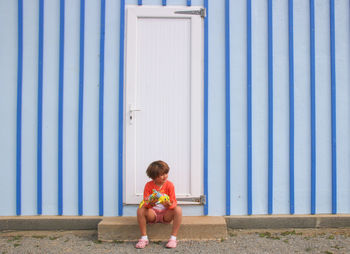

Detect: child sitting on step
[136,160,182,249]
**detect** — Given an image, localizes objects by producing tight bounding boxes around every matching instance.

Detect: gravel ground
[1,228,350,254]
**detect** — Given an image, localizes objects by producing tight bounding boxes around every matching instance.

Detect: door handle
[130,108,141,112]
[129,105,141,125]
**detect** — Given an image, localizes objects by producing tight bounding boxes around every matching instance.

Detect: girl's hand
[163,200,172,208]
[148,199,157,207]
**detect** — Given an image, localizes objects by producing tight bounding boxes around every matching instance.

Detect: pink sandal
[165,239,177,248]
[135,239,149,249]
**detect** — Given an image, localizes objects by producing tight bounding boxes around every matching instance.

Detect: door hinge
[176,195,206,205]
[174,8,206,18]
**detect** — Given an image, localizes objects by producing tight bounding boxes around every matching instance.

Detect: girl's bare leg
[137,207,156,236]
[163,206,182,236]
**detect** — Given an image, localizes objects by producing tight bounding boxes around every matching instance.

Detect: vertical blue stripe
[118,0,125,216]
[247,0,252,216]
[58,0,65,216]
[288,0,295,215]
[267,0,273,215]
[330,0,337,214]
[138,0,142,5]
[98,0,106,217]
[225,0,231,216]
[162,0,166,6]
[78,0,85,216]
[37,0,44,215]
[204,0,209,216]
[16,0,23,216]
[310,0,316,215]
[187,0,191,6]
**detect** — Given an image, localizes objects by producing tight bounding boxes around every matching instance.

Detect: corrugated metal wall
[0,0,349,216]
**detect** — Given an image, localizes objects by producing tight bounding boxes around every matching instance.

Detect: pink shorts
[148,208,170,224]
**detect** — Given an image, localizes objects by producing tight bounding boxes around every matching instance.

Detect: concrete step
[98,216,227,242]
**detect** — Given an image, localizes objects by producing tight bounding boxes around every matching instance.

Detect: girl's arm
[142,183,154,208]
[166,183,177,209]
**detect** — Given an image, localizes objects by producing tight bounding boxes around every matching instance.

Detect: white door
[124,5,204,204]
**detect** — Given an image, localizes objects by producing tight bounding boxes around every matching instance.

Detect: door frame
[117,2,209,216]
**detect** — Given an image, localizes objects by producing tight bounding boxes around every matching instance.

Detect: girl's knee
[174,206,182,215]
[137,207,146,217]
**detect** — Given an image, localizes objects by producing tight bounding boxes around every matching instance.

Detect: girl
[136,160,182,249]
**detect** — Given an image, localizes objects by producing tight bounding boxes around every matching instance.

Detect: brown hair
[146,160,170,180]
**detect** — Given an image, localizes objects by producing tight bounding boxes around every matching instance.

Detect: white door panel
[125,6,203,204]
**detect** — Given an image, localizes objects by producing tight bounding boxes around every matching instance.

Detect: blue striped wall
[0,0,349,216]
[228,0,350,216]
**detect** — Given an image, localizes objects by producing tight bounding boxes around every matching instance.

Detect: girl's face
[154,173,168,186]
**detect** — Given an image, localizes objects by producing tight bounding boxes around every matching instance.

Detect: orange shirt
[143,180,177,210]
